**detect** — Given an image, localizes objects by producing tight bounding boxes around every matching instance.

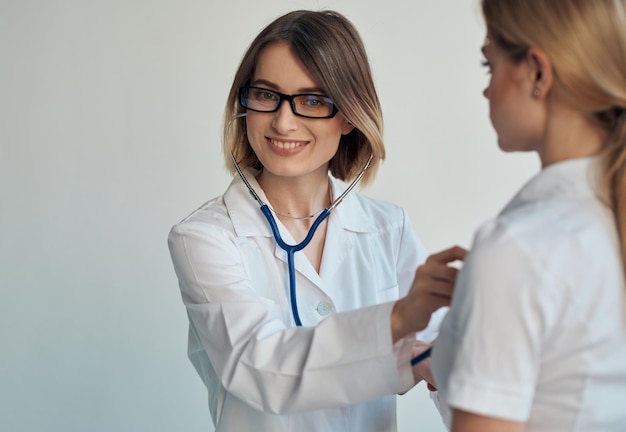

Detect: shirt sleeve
[432,220,559,422]
[168,219,416,415]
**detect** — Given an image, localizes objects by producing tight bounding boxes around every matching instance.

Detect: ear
[526,47,553,98]
[341,120,355,136]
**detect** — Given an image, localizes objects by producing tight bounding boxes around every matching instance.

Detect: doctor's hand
[398,340,435,395]
[391,246,467,343]
[411,340,437,390]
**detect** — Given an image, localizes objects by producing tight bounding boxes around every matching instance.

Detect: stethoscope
[231,113,431,366]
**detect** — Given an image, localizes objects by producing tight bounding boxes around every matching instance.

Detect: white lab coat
[168,170,442,431]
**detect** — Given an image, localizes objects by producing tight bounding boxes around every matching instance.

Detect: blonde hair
[222,10,384,186]
[482,0,626,275]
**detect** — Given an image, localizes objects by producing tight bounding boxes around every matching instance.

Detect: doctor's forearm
[390,299,411,343]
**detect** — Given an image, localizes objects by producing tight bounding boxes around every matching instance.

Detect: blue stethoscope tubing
[411,348,431,366]
[261,204,330,326]
[230,116,430,365]
[231,151,370,326]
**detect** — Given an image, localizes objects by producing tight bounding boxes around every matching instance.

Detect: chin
[497,139,535,154]
[496,137,514,152]
[496,134,528,152]
[497,143,517,152]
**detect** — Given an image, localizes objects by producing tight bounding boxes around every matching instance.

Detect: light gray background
[0,1,537,431]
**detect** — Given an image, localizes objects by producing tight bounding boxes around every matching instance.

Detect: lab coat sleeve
[168,220,416,415]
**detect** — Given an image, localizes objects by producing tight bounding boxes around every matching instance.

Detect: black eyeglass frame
[238,86,339,119]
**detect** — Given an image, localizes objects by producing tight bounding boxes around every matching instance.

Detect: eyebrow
[250,78,325,94]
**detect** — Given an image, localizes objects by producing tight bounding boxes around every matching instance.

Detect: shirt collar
[500,156,603,216]
[223,169,377,238]
[223,169,272,237]
[329,176,379,233]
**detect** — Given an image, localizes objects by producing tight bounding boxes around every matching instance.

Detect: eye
[292,94,335,117]
[250,88,278,101]
[302,95,325,107]
[259,91,277,100]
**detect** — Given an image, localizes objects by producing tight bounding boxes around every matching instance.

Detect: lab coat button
[316,301,332,316]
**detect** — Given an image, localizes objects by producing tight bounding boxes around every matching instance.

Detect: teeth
[270,139,302,149]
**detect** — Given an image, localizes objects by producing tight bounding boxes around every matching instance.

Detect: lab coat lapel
[319,177,374,281]
[224,171,375,288]
[225,169,324,286]
[224,169,273,238]
[319,214,352,281]
[271,223,324,287]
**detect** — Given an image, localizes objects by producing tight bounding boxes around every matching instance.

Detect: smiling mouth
[268,138,306,150]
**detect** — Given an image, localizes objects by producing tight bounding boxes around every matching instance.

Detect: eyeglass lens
[240,86,336,118]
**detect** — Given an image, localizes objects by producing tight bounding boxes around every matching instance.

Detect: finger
[415,362,434,385]
[412,340,431,350]
[416,280,455,298]
[426,246,468,264]
[420,294,453,312]
[411,341,432,356]
[416,263,459,282]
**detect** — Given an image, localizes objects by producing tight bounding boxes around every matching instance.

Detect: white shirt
[432,157,626,431]
[168,170,442,431]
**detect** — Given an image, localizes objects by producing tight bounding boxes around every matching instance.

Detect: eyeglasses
[239,86,339,119]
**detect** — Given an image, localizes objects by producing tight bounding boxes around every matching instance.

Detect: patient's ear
[526,47,553,99]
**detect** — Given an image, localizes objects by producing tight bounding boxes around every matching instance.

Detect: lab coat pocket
[376,284,399,303]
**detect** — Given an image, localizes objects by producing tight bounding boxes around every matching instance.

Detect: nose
[483,85,489,99]
[271,99,298,133]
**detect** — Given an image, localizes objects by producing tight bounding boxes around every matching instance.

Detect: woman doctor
[168,9,464,432]
[431,0,626,430]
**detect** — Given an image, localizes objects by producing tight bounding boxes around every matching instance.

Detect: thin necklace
[270,180,332,220]
[271,207,325,220]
